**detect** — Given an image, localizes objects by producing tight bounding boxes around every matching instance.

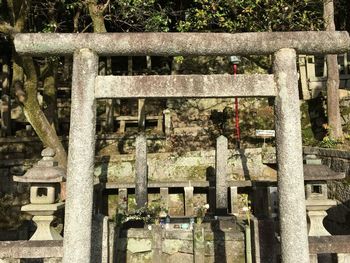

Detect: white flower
[242,206,249,212]
[204,204,210,209]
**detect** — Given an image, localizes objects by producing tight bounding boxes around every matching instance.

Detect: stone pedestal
[22,202,65,240]
[305,199,336,236]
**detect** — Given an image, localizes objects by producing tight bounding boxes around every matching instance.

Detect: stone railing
[0,240,62,262]
[103,180,251,217]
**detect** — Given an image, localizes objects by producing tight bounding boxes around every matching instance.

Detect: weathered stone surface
[193,226,205,263]
[162,239,183,255]
[261,147,276,164]
[14,31,350,56]
[308,235,350,254]
[44,258,62,263]
[304,146,350,160]
[304,164,345,181]
[62,49,98,263]
[164,253,192,263]
[216,135,228,212]
[127,239,152,253]
[122,228,152,239]
[127,251,152,263]
[164,231,193,241]
[135,135,148,209]
[160,188,169,212]
[338,253,350,263]
[95,148,264,183]
[274,48,309,263]
[91,215,109,263]
[0,240,63,258]
[95,74,276,99]
[184,187,194,216]
[13,148,65,183]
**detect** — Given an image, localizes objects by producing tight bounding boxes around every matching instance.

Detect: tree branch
[102,0,110,13]
[0,22,18,37]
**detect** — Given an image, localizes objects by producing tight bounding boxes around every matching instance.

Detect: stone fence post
[135,134,148,209]
[216,135,228,214]
[193,225,205,263]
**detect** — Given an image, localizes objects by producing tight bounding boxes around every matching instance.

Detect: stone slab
[15,31,350,56]
[0,240,63,258]
[95,74,276,99]
[308,235,350,254]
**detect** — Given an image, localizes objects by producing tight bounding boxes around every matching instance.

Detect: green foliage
[176,0,324,32]
[319,135,339,148]
[300,102,318,146]
[114,198,167,227]
[108,0,172,32]
[319,124,341,148]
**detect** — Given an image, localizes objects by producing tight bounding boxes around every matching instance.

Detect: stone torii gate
[14,32,350,263]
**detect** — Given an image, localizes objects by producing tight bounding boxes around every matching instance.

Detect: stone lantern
[303,155,345,236]
[13,148,66,240]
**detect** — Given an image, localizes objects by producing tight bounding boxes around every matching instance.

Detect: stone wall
[114,223,245,263]
[95,148,266,183]
[0,216,247,263]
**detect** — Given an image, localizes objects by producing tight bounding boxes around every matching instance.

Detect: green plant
[194,203,209,224]
[114,198,168,226]
[319,124,341,148]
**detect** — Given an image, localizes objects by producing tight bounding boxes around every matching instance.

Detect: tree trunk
[3,0,68,168]
[20,56,67,167]
[324,0,343,139]
[87,0,114,132]
[1,58,11,136]
[43,60,59,132]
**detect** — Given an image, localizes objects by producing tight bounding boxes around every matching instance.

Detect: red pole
[233,64,240,148]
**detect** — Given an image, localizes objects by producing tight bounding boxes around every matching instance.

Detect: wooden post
[324,0,343,139]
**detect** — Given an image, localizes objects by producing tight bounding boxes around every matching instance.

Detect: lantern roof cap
[13,148,66,183]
